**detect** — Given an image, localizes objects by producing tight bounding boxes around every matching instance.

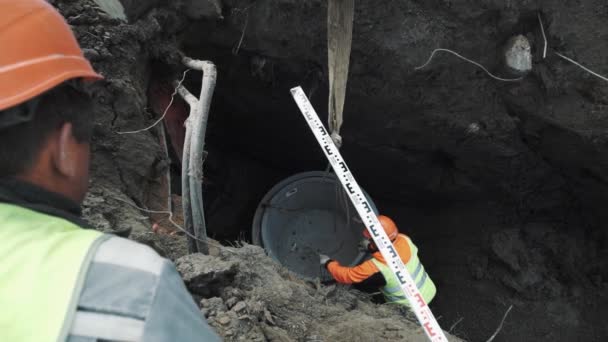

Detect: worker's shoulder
[91,235,169,276]
[76,236,175,321]
[397,233,410,240]
[73,236,220,342]
[396,233,412,245]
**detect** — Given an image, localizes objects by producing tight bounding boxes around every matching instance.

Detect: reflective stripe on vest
[0,203,103,342]
[371,235,437,307]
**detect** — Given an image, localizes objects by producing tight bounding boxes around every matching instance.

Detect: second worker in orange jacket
[319,215,437,307]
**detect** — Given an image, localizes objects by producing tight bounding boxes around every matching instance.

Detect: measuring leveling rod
[290,86,447,342]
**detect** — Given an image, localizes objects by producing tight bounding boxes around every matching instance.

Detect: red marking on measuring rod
[290,86,447,342]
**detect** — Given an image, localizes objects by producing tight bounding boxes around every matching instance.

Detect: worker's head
[363,215,399,242]
[0,0,102,203]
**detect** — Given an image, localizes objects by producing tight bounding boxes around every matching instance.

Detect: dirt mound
[175,244,461,342]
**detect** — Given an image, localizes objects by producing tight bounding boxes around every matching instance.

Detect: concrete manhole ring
[252,171,378,281]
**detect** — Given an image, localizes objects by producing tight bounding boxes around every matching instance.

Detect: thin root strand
[538,13,548,59]
[108,196,234,253]
[485,305,513,342]
[117,69,190,135]
[415,48,522,82]
[555,52,608,83]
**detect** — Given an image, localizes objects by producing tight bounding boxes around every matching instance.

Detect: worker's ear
[53,122,80,178]
[48,122,91,203]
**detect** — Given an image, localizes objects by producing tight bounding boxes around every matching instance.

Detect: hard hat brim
[0,55,103,111]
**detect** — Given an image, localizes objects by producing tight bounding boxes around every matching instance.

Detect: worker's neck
[0,175,89,228]
[16,171,82,205]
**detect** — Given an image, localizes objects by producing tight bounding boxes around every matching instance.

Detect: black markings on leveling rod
[345,182,355,194]
[396,271,407,284]
[387,245,398,259]
[318,125,327,136]
[338,161,348,173]
[369,223,380,237]
[323,145,333,155]
[362,201,372,213]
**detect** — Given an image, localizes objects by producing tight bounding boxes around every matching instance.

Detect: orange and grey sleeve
[326,259,380,284]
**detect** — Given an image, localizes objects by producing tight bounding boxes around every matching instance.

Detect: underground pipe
[175,82,198,253]
[176,57,217,254]
[189,60,216,254]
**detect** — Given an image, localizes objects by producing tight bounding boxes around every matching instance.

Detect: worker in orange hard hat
[0,1,219,341]
[320,215,437,307]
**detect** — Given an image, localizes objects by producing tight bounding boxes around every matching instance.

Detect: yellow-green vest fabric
[0,203,103,342]
[371,235,436,307]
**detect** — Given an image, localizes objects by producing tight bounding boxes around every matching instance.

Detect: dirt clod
[226,297,239,309]
[233,301,247,313]
[175,253,238,297]
[218,315,232,325]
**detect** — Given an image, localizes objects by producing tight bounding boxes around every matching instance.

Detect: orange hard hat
[363,215,399,241]
[0,0,103,111]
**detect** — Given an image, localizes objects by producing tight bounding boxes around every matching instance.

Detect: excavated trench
[160,61,608,339]
[168,2,608,341]
[65,0,608,341]
[154,52,608,342]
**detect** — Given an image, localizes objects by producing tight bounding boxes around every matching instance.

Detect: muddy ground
[57,0,608,341]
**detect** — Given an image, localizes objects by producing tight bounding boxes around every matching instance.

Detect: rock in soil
[232,301,247,313]
[175,253,238,297]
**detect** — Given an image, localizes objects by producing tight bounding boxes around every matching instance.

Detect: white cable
[537,13,548,59]
[108,196,234,253]
[415,48,523,82]
[117,70,190,135]
[485,305,513,342]
[555,52,608,83]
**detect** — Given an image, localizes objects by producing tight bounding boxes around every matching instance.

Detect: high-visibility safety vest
[371,235,436,307]
[0,203,103,342]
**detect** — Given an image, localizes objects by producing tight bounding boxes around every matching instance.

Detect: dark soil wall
[178,1,608,340]
[182,0,608,218]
